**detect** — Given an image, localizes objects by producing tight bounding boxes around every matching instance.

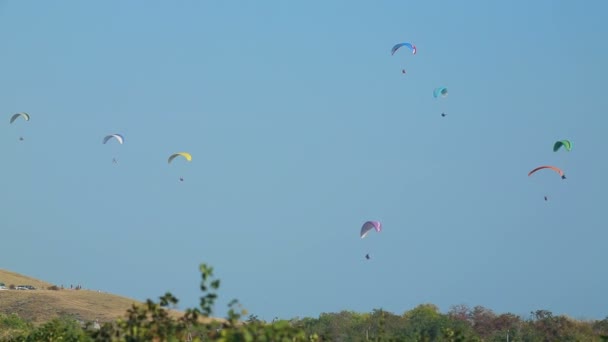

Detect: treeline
[0,263,607,341]
[286,305,608,341]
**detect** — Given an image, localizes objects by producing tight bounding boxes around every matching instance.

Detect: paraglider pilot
[365,254,370,260]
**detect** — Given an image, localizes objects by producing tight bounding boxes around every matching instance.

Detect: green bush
[0,313,32,341]
[25,317,92,342]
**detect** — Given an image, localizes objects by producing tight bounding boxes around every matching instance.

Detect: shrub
[26,317,92,342]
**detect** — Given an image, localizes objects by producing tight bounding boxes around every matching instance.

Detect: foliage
[22,317,93,342]
[87,263,312,341]
[1,264,607,341]
[0,314,32,341]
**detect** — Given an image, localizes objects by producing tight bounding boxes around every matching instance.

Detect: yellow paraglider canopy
[168,152,192,164]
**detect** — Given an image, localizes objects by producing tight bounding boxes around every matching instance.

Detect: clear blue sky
[1,0,607,321]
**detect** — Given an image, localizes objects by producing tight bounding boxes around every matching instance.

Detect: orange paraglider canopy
[528,165,565,179]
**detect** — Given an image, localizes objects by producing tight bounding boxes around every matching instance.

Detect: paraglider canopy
[168,152,192,164]
[553,140,572,152]
[10,112,30,124]
[391,42,416,55]
[528,165,565,179]
[433,87,448,98]
[360,221,382,238]
[103,134,124,145]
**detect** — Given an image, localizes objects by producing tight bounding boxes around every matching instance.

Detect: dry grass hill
[0,269,143,324]
[0,269,222,325]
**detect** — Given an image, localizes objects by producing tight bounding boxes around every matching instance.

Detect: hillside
[0,269,222,326]
[0,269,54,290]
[0,269,144,325]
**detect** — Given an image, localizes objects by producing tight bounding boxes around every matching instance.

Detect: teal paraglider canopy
[433,87,448,98]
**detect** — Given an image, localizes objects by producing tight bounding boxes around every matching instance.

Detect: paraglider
[529,166,565,201]
[433,88,448,117]
[360,221,381,238]
[391,42,416,55]
[9,112,30,124]
[433,87,448,98]
[553,140,572,152]
[391,42,416,74]
[10,112,30,141]
[103,134,124,164]
[361,221,381,262]
[528,165,566,179]
[169,152,192,182]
